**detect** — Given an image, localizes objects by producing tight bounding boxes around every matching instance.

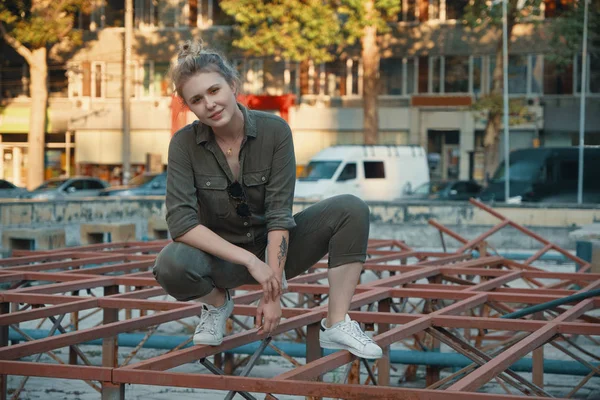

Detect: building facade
[0,0,598,187]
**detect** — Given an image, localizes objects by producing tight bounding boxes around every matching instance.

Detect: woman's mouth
[210,110,223,120]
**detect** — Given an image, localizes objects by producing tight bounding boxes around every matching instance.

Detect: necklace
[226,147,233,156]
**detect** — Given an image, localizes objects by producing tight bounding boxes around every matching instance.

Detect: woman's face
[180,71,237,129]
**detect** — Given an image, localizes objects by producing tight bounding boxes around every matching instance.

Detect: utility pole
[502,0,510,203]
[122,0,133,184]
[577,0,589,204]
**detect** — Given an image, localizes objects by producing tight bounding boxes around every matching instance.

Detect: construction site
[0,199,599,400]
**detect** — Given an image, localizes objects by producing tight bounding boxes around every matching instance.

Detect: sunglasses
[227,181,251,217]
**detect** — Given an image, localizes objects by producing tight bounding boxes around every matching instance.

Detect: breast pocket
[243,168,271,214]
[194,174,230,218]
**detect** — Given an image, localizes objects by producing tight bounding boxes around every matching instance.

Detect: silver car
[21,176,109,200]
[0,179,28,198]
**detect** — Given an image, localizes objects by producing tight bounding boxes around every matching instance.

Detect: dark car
[99,172,166,197]
[0,179,28,198]
[21,176,109,200]
[407,180,482,201]
[479,147,600,203]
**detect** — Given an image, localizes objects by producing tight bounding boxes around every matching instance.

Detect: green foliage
[471,94,535,126]
[220,0,342,63]
[220,0,400,61]
[546,0,600,69]
[462,0,543,29]
[0,0,94,49]
[337,0,401,45]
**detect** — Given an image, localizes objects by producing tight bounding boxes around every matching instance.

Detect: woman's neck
[213,106,244,141]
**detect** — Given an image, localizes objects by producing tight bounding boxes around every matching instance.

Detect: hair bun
[177,40,203,61]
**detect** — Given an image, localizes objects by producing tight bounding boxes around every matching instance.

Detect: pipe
[471,250,568,263]
[8,328,597,376]
[501,288,600,320]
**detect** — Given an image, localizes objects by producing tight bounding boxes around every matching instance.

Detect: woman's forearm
[176,225,256,267]
[266,229,289,282]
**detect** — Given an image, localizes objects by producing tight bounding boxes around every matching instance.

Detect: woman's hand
[245,256,281,303]
[256,297,282,335]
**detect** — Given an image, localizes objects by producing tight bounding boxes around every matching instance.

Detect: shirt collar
[195,102,257,145]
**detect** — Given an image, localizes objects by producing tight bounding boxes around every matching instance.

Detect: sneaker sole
[193,336,223,346]
[319,339,383,360]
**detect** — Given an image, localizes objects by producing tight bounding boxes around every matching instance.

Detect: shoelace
[339,320,374,345]
[196,306,221,336]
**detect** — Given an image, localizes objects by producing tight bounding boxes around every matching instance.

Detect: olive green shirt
[165,104,297,245]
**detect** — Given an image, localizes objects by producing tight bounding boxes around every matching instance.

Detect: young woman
[152,40,382,359]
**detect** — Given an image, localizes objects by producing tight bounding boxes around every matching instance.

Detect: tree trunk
[299,59,310,96]
[27,47,48,190]
[361,0,379,145]
[483,1,517,180]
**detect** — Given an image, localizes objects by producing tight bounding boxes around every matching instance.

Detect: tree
[546,0,599,70]
[463,0,543,179]
[221,0,399,145]
[220,0,342,96]
[336,0,399,144]
[0,0,93,189]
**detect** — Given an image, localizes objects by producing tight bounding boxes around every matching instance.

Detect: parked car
[0,179,28,198]
[479,147,600,203]
[99,172,166,197]
[21,176,109,200]
[406,180,482,201]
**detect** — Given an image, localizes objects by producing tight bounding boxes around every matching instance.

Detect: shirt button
[246,232,251,237]
[205,181,211,186]
[261,176,266,181]
[244,222,248,226]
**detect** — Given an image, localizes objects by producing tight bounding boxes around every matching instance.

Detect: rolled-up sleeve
[165,138,200,239]
[264,123,296,232]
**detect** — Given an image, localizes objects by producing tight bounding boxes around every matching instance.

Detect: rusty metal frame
[0,207,599,399]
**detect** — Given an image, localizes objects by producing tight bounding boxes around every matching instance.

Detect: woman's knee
[153,241,213,300]
[334,194,370,221]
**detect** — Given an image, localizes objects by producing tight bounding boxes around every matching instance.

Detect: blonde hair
[170,40,241,101]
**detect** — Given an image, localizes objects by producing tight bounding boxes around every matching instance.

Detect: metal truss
[0,202,598,400]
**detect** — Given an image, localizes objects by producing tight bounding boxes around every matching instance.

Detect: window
[154,62,172,96]
[472,56,483,95]
[134,61,153,98]
[530,55,543,94]
[235,59,264,95]
[429,0,441,20]
[135,0,158,27]
[66,180,85,191]
[348,58,361,95]
[489,55,528,94]
[48,65,68,97]
[431,57,442,93]
[508,55,528,94]
[544,60,573,95]
[398,0,418,22]
[86,179,106,190]
[406,58,417,94]
[446,0,469,20]
[380,58,403,95]
[337,163,357,181]
[158,0,187,27]
[445,56,469,93]
[91,62,105,98]
[575,54,600,94]
[322,61,345,96]
[298,161,342,181]
[364,161,385,179]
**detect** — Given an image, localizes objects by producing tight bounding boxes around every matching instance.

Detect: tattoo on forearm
[278,237,288,268]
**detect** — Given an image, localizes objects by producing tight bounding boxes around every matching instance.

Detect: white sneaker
[319,314,383,359]
[193,289,234,346]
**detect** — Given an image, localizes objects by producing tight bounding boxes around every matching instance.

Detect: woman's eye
[210,88,219,94]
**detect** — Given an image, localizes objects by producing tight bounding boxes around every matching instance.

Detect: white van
[295,145,430,202]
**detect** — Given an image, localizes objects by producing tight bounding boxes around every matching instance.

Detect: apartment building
[0,0,598,186]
